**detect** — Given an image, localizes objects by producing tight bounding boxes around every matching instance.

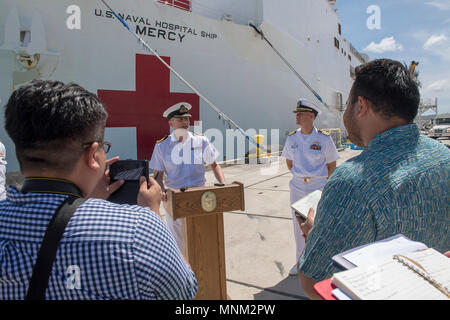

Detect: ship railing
[348,42,369,63]
[157,0,192,12]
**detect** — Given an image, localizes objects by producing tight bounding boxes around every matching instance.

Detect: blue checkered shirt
[299,124,450,282]
[0,186,197,300]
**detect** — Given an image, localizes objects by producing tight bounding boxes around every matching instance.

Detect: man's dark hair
[5,80,108,173]
[352,59,420,122]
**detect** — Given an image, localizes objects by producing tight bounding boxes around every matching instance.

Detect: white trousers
[164,208,184,252]
[289,178,327,262]
[163,183,205,252]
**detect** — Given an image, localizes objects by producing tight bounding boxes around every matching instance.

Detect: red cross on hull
[98,54,199,160]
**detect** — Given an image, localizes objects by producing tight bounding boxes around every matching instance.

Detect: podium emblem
[201,191,217,212]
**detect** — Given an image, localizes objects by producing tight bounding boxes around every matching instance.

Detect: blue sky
[335,0,450,115]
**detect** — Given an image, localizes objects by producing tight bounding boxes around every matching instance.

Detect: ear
[356,96,371,117]
[85,142,102,170]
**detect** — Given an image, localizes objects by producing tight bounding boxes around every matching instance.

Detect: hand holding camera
[138,176,162,216]
[89,156,124,199]
[105,160,163,215]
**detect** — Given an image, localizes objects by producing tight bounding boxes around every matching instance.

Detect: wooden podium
[164,182,245,300]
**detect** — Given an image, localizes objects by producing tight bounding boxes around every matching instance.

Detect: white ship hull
[0,0,365,172]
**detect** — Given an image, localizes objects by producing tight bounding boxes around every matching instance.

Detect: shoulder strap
[318,129,330,136]
[156,135,168,144]
[25,196,86,300]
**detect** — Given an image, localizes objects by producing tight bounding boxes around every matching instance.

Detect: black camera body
[108,160,149,205]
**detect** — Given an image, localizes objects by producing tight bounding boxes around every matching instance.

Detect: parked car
[429,115,450,139]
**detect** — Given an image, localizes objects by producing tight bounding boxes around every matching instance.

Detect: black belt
[21,178,85,300]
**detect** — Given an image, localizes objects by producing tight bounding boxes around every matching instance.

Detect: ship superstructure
[0,0,367,171]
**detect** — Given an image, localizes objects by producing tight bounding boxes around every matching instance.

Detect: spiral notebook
[331,248,450,300]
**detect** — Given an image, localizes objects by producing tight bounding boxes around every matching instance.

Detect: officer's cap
[294,99,320,116]
[163,102,192,120]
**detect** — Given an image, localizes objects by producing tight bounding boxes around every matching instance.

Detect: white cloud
[422,33,450,61]
[423,34,448,49]
[425,1,450,10]
[363,36,404,54]
[425,79,450,92]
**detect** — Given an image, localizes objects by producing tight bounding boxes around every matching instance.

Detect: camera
[108,160,149,205]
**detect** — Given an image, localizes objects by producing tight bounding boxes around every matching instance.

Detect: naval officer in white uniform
[281,99,339,275]
[150,102,226,250]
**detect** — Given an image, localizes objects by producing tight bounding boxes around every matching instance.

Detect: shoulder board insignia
[156,135,168,144]
[319,130,330,136]
[288,130,297,136]
[194,132,204,136]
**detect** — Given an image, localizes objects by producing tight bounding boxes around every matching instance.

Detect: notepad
[341,235,428,267]
[290,190,322,221]
[332,248,450,300]
[332,234,428,269]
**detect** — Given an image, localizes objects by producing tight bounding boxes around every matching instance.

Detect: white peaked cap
[296,98,321,115]
[163,102,192,119]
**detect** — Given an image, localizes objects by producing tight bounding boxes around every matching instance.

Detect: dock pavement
[161,148,363,300]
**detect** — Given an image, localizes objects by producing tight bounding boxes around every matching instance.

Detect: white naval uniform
[0,142,6,201]
[281,127,339,261]
[149,131,220,250]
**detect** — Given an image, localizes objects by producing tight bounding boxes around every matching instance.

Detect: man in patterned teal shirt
[298,59,450,299]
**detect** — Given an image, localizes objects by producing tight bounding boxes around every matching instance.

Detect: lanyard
[21,177,83,198]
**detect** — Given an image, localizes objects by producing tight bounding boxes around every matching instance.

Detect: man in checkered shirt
[0,80,197,300]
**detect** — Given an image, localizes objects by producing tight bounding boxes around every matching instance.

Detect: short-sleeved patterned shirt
[299,124,450,282]
[0,186,197,300]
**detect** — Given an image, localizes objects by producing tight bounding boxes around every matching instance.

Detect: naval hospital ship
[0,0,369,172]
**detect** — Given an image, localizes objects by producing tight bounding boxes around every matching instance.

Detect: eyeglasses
[82,141,112,154]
